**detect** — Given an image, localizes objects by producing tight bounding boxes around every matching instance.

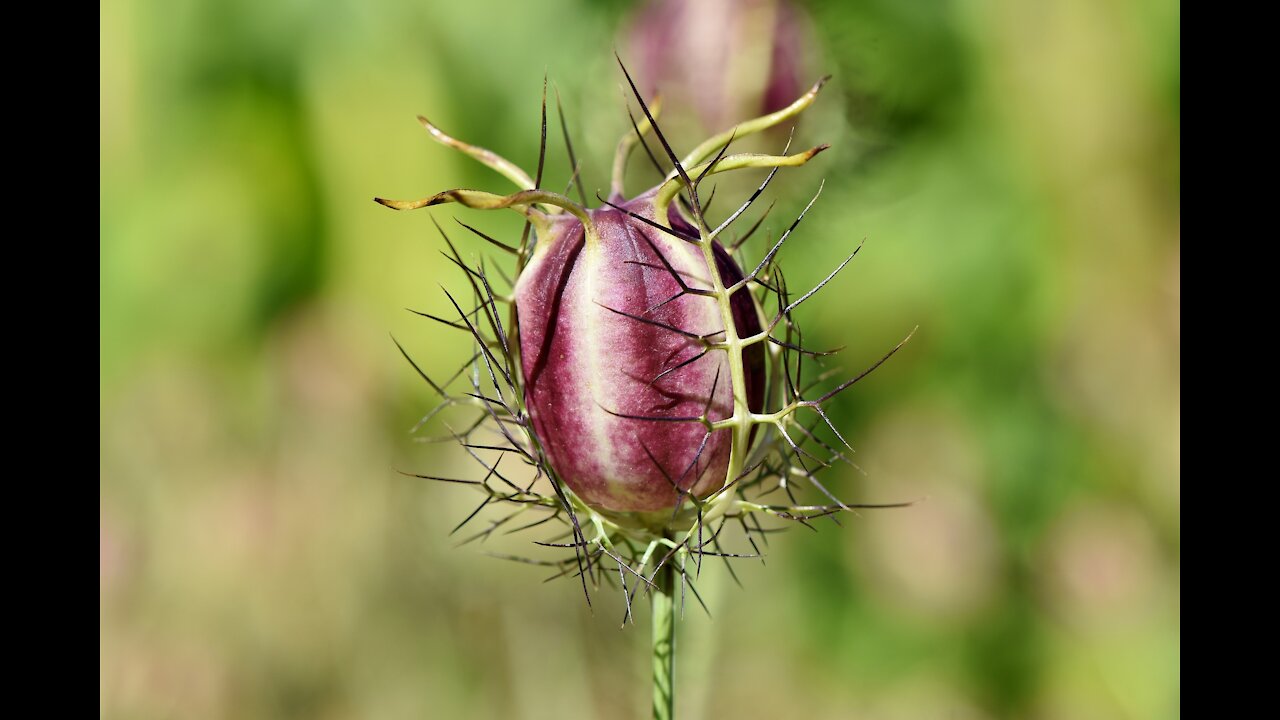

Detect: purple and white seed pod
[515,191,765,513]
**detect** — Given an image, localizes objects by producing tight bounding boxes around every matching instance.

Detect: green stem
[652,558,676,720]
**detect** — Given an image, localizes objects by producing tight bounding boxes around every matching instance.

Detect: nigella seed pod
[376,56,917,582]
[515,192,764,512]
[379,67,833,525]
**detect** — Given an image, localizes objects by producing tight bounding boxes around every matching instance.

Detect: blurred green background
[100,0,1179,718]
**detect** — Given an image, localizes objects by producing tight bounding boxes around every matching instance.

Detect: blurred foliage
[101,0,1179,718]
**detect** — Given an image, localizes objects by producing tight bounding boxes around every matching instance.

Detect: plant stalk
[652,556,676,720]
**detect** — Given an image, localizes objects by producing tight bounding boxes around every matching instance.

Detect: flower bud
[625,0,814,134]
[516,192,764,513]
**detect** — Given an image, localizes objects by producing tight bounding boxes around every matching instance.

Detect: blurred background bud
[623,0,816,136]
